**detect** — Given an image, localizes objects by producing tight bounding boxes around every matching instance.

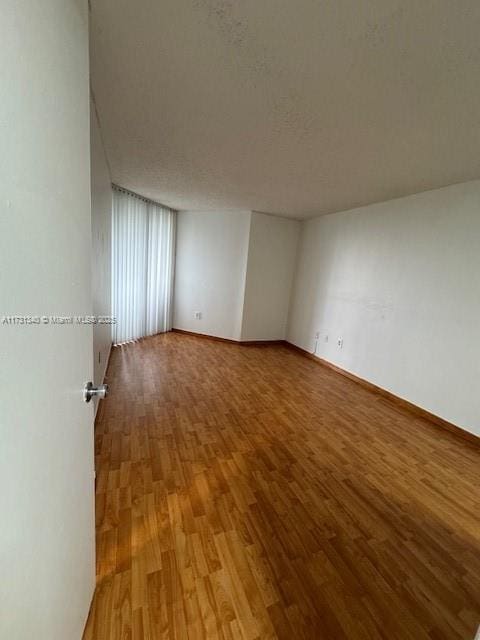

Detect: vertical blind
[112,186,176,345]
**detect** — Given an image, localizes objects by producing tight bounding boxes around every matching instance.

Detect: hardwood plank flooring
[83,332,480,639]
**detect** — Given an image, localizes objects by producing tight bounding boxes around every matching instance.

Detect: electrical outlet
[337,338,343,348]
[194,311,202,320]
[314,331,320,340]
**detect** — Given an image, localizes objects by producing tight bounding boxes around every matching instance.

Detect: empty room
[1,1,479,639]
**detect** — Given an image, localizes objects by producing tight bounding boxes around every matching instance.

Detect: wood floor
[83,332,480,640]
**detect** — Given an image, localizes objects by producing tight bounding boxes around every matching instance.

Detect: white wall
[174,211,251,340]
[288,181,480,436]
[90,102,112,396]
[241,212,299,341]
[174,210,300,342]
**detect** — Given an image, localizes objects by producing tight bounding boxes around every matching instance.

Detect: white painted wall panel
[287,181,480,436]
[173,211,251,340]
[241,213,299,341]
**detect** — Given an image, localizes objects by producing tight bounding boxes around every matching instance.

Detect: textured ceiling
[90,0,480,219]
